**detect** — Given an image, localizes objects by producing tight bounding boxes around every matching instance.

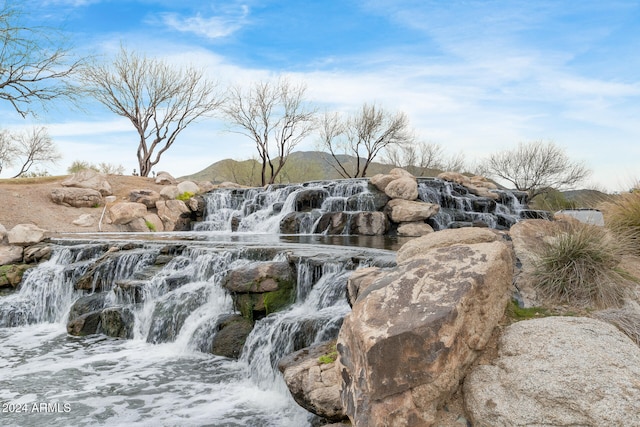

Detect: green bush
[532,221,635,308]
[176,191,194,201]
[145,220,156,232]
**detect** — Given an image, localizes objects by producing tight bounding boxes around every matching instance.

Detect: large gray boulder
[337,234,513,427]
[109,202,148,225]
[278,341,347,422]
[222,261,294,293]
[72,214,95,227]
[350,212,387,236]
[386,199,439,223]
[7,224,47,246]
[464,316,640,427]
[177,180,200,196]
[384,176,418,201]
[156,199,191,231]
[50,187,103,208]
[62,169,112,196]
[155,171,177,185]
[396,221,434,237]
[0,246,23,266]
[129,189,161,208]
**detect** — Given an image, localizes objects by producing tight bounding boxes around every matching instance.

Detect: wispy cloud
[158,5,250,39]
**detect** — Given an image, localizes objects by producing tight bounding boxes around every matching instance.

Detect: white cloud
[159,5,249,39]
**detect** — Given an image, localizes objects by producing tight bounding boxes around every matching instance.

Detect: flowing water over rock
[195,178,527,235]
[0,236,394,426]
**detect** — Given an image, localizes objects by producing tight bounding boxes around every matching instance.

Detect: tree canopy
[82,47,223,177]
[482,140,591,200]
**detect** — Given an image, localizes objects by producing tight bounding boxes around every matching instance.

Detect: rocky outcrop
[386,199,439,222]
[222,261,295,320]
[0,246,23,266]
[129,189,161,208]
[50,187,103,208]
[177,180,200,195]
[0,264,30,288]
[100,307,134,339]
[210,314,254,359]
[67,293,106,336]
[62,169,112,196]
[384,176,418,201]
[464,316,640,427]
[278,341,347,422]
[438,172,499,200]
[155,171,177,185]
[22,243,52,263]
[351,212,387,236]
[396,221,434,237]
[72,214,95,227]
[160,185,180,200]
[7,224,47,246]
[109,202,148,225]
[337,230,513,427]
[156,199,191,231]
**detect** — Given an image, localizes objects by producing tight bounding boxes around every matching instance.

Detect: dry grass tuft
[600,190,640,255]
[532,221,637,309]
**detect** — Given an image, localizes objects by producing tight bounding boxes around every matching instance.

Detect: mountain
[180,151,444,185]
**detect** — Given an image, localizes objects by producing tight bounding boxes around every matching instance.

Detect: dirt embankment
[0,175,167,234]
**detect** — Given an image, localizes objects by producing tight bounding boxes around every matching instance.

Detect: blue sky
[2,0,639,190]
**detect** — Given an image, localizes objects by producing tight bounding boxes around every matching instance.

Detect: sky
[1,0,639,191]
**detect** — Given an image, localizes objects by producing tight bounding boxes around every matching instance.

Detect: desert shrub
[176,191,194,201]
[594,301,640,346]
[600,191,640,255]
[67,160,98,173]
[67,160,125,175]
[531,221,636,308]
[145,220,156,232]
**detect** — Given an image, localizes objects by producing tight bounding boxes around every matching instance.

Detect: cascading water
[0,237,394,426]
[194,179,377,234]
[195,177,526,236]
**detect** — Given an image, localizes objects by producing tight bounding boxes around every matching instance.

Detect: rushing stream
[0,237,395,427]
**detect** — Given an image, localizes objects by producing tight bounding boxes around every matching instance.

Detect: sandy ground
[0,175,167,234]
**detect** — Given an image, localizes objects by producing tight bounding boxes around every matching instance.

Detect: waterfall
[194,179,375,234]
[240,261,353,389]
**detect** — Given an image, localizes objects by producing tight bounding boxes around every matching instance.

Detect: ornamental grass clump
[532,221,635,309]
[600,190,640,255]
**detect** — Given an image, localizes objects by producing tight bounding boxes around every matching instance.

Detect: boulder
[464,317,640,427]
[50,187,103,208]
[126,217,152,232]
[295,189,329,212]
[143,213,164,232]
[210,314,254,359]
[159,185,180,200]
[0,246,23,266]
[386,199,440,223]
[508,219,559,307]
[155,171,177,185]
[396,227,503,264]
[99,307,134,339]
[177,180,200,196]
[346,267,387,307]
[350,212,387,236]
[72,214,95,227]
[438,172,499,200]
[62,169,112,196]
[0,264,30,288]
[68,293,106,322]
[278,341,348,422]
[22,243,52,263]
[222,261,294,293]
[109,202,148,225]
[384,177,418,201]
[7,224,47,246]
[316,212,349,235]
[156,199,191,231]
[197,181,215,193]
[129,189,161,208]
[397,221,434,237]
[370,174,396,193]
[337,236,513,427]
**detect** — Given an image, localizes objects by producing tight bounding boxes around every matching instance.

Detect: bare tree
[224,77,316,186]
[385,141,467,176]
[482,140,591,200]
[0,1,83,118]
[9,126,61,177]
[0,128,17,174]
[82,47,223,177]
[318,103,414,178]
